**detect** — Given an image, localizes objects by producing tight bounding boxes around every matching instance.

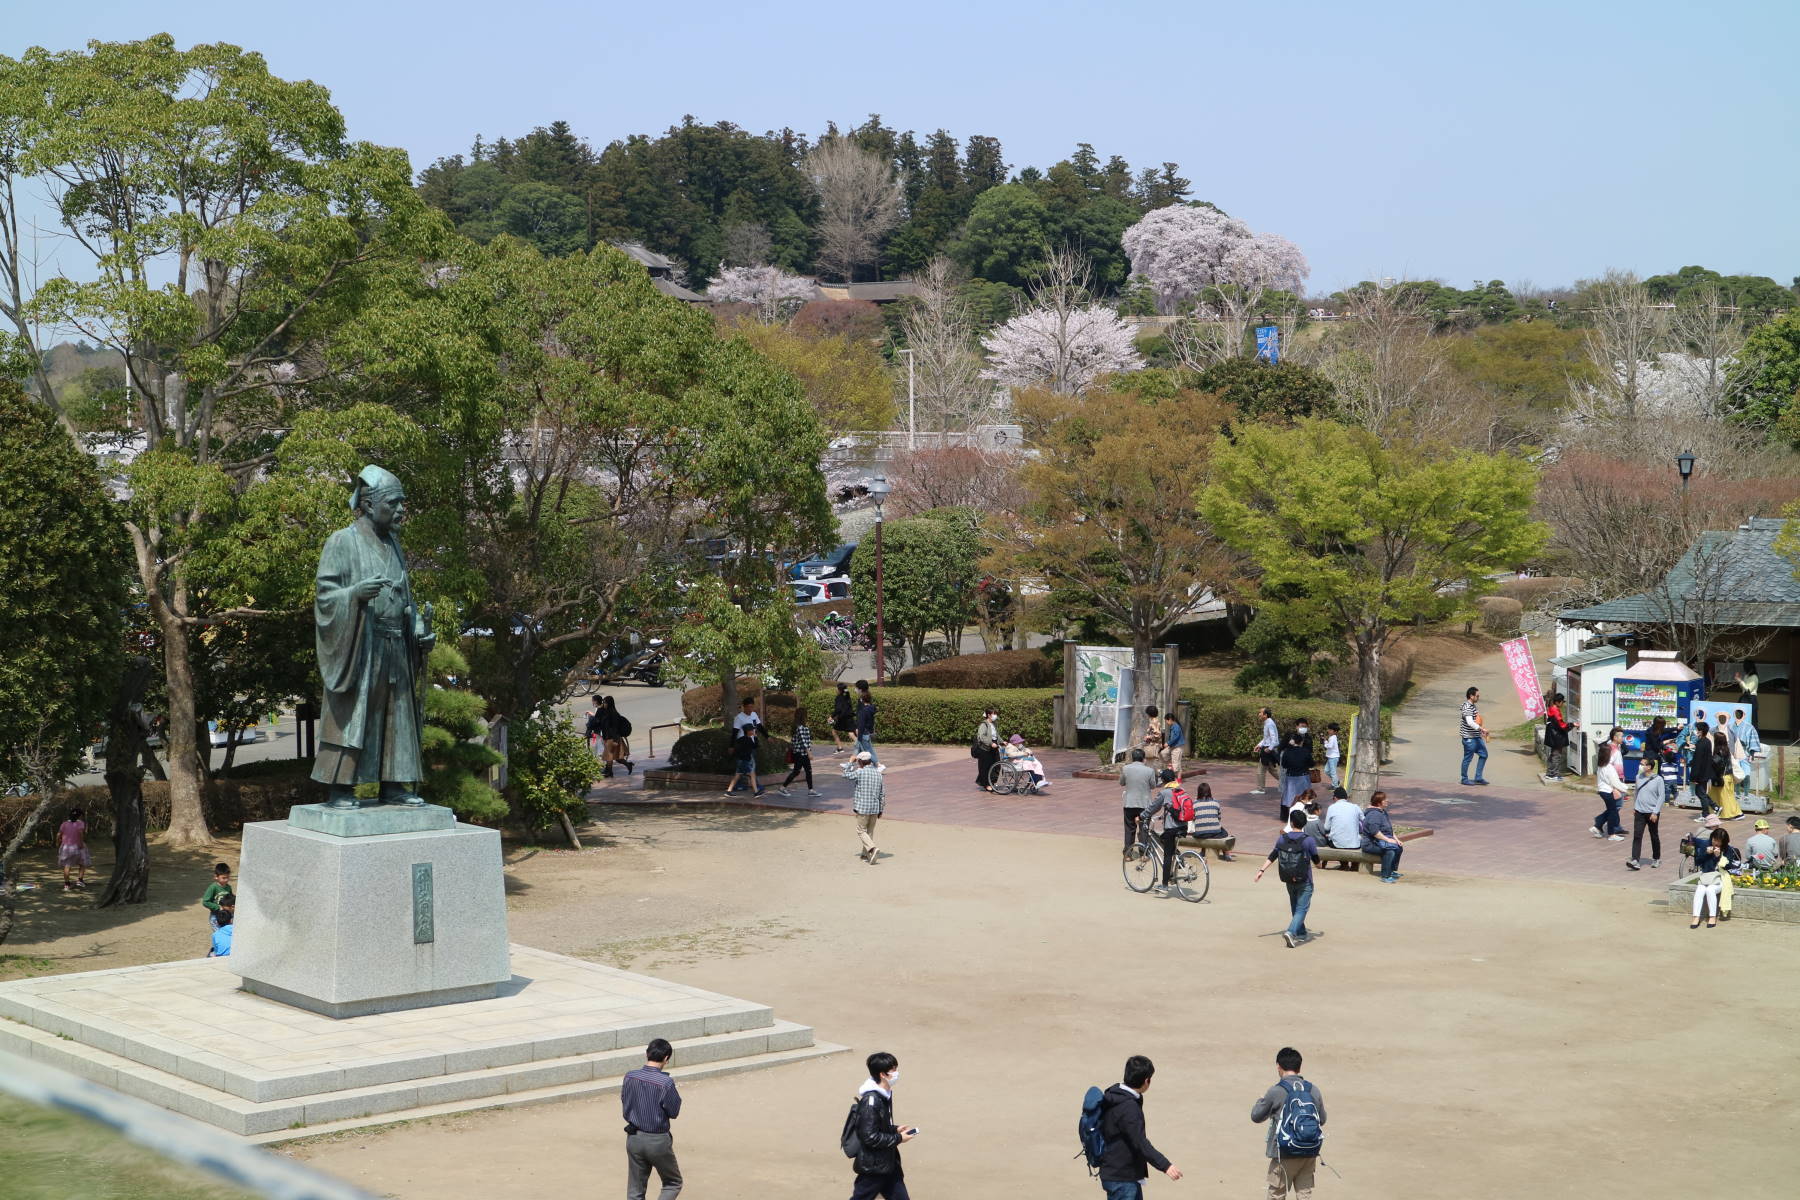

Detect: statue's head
[350,464,406,531]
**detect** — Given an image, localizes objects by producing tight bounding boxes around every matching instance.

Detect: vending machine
[1612,652,1705,783]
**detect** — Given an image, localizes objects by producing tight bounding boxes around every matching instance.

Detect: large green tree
[849,514,983,665]
[1200,421,1545,797]
[5,37,450,846]
[995,381,1237,721]
[354,237,833,721]
[0,382,126,940]
[5,37,450,845]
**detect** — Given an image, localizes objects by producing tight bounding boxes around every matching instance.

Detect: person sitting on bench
[1360,791,1405,883]
[1188,781,1236,861]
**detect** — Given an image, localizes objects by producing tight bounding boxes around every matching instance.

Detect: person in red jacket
[1541,692,1577,783]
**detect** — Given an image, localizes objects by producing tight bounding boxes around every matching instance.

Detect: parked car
[791,576,851,605]
[789,544,856,580]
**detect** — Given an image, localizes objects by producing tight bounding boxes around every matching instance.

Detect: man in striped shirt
[621,1038,683,1200]
[1459,686,1490,787]
[842,751,887,864]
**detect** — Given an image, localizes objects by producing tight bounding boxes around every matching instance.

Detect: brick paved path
[589,743,1714,890]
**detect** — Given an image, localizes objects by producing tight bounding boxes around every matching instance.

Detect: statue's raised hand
[353,578,388,601]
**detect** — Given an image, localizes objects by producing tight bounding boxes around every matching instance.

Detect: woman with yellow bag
[1711,729,1743,821]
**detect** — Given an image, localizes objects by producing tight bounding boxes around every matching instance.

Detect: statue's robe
[308,521,424,787]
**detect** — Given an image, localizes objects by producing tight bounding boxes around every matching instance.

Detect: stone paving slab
[602,742,1770,891]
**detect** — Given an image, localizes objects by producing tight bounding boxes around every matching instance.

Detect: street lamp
[869,473,891,683]
[1676,450,1696,492]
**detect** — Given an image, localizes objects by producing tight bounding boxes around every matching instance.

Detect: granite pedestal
[230,807,510,1018]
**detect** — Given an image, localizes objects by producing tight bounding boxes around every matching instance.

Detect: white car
[791,576,851,605]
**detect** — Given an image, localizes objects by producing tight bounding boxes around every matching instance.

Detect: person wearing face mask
[848,1052,916,1199]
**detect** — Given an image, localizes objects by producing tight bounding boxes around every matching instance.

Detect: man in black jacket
[1098,1055,1182,1198]
[850,1051,916,1199]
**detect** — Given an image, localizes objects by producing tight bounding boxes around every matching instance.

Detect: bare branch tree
[0,716,73,946]
[899,256,989,431]
[806,136,903,283]
[720,220,773,268]
[1667,285,1754,419]
[1580,271,1666,420]
[1318,284,1489,445]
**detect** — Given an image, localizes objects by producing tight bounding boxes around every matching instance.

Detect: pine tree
[420,644,507,822]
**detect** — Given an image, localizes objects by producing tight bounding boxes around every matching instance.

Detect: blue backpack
[1076,1085,1107,1174]
[1275,1077,1324,1157]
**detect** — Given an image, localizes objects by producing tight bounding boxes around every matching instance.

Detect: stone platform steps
[0,1013,836,1140]
[0,945,842,1141]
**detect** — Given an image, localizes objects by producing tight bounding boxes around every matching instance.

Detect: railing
[0,1048,378,1200]
[643,722,685,761]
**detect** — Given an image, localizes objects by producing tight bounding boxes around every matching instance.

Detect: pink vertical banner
[1501,637,1545,719]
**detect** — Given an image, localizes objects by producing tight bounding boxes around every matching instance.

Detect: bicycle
[1122,815,1209,902]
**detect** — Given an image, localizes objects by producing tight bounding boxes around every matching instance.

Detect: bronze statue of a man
[309,465,435,808]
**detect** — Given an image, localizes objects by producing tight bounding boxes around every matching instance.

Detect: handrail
[644,721,685,761]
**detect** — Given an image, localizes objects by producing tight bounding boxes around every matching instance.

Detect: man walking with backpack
[845,1051,915,1199]
[1254,810,1321,948]
[1251,1046,1326,1200]
[1088,1055,1182,1198]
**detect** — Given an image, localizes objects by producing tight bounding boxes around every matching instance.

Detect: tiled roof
[650,278,707,303]
[1558,517,1800,628]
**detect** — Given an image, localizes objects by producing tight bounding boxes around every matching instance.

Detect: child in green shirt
[201,863,232,930]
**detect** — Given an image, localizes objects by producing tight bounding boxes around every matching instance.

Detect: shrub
[1181,692,1391,760]
[506,713,600,834]
[666,727,793,774]
[681,679,797,730]
[1476,596,1523,638]
[893,648,1060,689]
[796,684,1057,744]
[1316,643,1415,705]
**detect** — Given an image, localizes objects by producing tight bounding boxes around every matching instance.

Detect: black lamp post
[1676,450,1696,494]
[869,473,891,683]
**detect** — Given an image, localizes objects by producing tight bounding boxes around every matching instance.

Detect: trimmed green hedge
[1181,690,1391,759]
[797,684,1058,745]
[893,648,1060,689]
[668,727,793,774]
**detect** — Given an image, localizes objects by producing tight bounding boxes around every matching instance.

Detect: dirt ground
[9,804,1793,1200]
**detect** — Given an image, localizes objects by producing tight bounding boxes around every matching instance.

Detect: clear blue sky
[12,0,1799,293]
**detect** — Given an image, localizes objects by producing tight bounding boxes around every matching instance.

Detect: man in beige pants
[843,751,887,864]
[1250,1046,1325,1199]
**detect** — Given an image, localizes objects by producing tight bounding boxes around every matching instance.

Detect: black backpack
[1543,714,1567,749]
[1276,833,1310,883]
[615,713,633,737]
[840,1097,862,1159]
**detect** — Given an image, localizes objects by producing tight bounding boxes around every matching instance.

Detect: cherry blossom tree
[981,305,1141,394]
[705,265,818,321]
[981,246,1142,395]
[1121,205,1310,313]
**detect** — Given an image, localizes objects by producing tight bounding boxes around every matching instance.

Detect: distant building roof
[613,242,677,273]
[1549,645,1627,671]
[1558,518,1800,628]
[651,278,707,303]
[814,281,923,303]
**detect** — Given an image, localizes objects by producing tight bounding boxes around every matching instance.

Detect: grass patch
[578,918,808,972]
[0,954,55,977]
[0,1096,261,1200]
